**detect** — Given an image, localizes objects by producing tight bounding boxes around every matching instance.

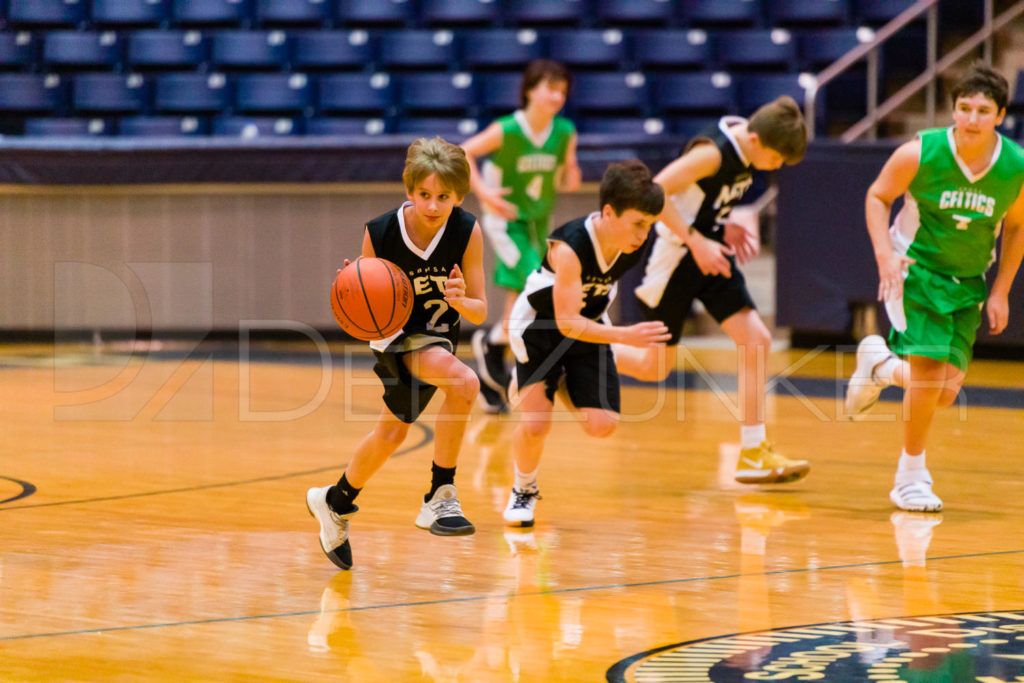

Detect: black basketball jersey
[672,116,755,242]
[522,213,653,324]
[365,203,476,351]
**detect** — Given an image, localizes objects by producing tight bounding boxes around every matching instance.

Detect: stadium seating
[633,29,714,71]
[119,115,208,136]
[73,73,149,113]
[234,72,313,112]
[654,72,736,115]
[377,29,457,71]
[572,72,648,115]
[305,116,389,135]
[335,0,413,28]
[24,117,108,135]
[717,29,797,72]
[420,0,502,28]
[8,0,87,27]
[462,29,542,71]
[398,71,475,116]
[92,0,170,27]
[478,71,521,116]
[506,0,589,27]
[213,114,299,135]
[769,0,850,27]
[317,72,394,114]
[0,74,66,112]
[393,115,478,139]
[210,30,289,70]
[154,72,231,112]
[0,31,36,70]
[595,0,676,28]
[128,30,208,70]
[290,30,373,71]
[547,29,628,72]
[172,0,252,27]
[255,0,332,27]
[43,31,123,70]
[682,0,762,28]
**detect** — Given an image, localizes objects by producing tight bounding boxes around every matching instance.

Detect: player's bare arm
[654,142,736,277]
[444,222,487,325]
[555,133,582,192]
[987,182,1024,334]
[461,123,516,220]
[865,139,920,302]
[549,242,669,346]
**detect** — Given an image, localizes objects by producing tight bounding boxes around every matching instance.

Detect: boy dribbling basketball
[307,137,488,570]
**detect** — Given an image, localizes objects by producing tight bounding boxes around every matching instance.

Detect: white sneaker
[890,479,943,512]
[306,486,358,570]
[415,484,475,536]
[503,488,540,527]
[845,334,897,419]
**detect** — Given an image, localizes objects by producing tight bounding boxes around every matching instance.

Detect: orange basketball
[330,257,414,341]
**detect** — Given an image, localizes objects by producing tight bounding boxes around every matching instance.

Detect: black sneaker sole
[429,521,476,536]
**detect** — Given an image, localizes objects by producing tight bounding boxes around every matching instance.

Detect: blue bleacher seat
[738,72,811,114]
[855,0,915,26]
[8,0,87,27]
[633,29,712,71]
[548,29,628,71]
[213,115,300,135]
[172,0,252,27]
[717,29,797,71]
[290,30,372,71]
[24,117,109,136]
[317,72,393,113]
[377,29,456,71]
[335,0,413,28]
[73,73,149,113]
[673,115,720,139]
[128,30,208,69]
[234,72,312,112]
[0,31,36,70]
[398,71,475,115]
[92,0,170,27]
[154,72,231,112]
[506,0,588,27]
[596,0,676,27]
[577,116,669,137]
[118,115,208,135]
[210,30,288,69]
[478,71,521,115]
[420,0,502,27]
[255,0,331,26]
[43,31,123,69]
[654,71,735,114]
[769,0,849,27]
[462,29,542,71]
[572,72,647,114]
[0,73,65,111]
[682,0,762,27]
[305,116,389,135]
[799,27,869,69]
[1010,70,1024,112]
[393,116,478,139]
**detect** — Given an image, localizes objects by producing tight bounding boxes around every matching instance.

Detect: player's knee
[376,420,411,447]
[582,411,618,438]
[519,417,551,441]
[445,365,480,404]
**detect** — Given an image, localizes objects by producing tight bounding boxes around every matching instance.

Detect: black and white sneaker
[503,488,540,527]
[415,484,476,536]
[472,328,508,414]
[306,486,358,570]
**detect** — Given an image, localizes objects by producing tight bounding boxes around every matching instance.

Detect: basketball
[330,257,414,341]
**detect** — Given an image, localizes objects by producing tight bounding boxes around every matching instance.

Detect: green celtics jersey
[892,127,1024,278]
[484,111,575,223]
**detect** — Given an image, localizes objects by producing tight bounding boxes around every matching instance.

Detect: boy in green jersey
[845,63,1024,512]
[463,59,582,413]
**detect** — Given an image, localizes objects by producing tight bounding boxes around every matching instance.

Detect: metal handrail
[841,0,1024,142]
[805,0,939,140]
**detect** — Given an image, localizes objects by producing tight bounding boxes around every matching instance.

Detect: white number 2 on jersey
[424,299,450,333]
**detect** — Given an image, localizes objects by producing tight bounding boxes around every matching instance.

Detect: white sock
[514,464,538,493]
[873,356,901,386]
[895,449,929,485]
[741,424,766,450]
[488,323,508,346]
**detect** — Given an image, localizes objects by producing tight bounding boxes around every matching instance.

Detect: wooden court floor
[2,340,1023,682]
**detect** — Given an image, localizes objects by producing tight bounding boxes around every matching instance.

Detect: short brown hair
[748,95,807,165]
[520,59,572,109]
[599,159,664,217]
[950,61,1008,111]
[402,136,470,199]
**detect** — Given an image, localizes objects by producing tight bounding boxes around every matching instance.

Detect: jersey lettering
[939,188,996,217]
[516,153,558,173]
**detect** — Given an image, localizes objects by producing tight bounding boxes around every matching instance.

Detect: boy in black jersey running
[615,96,811,486]
[503,160,670,526]
[306,137,488,570]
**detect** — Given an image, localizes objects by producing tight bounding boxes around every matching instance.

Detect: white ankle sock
[741,424,766,450]
[873,356,901,386]
[514,464,538,493]
[895,449,929,485]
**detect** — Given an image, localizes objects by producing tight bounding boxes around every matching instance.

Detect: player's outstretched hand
[690,233,734,278]
[481,187,518,221]
[724,222,759,266]
[444,264,467,304]
[620,321,672,347]
[876,251,915,303]
[986,292,1009,334]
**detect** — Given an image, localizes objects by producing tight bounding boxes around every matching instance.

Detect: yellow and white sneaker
[735,442,810,485]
